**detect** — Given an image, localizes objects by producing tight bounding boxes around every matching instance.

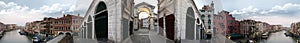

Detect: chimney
[77,13,80,16]
[63,14,66,17]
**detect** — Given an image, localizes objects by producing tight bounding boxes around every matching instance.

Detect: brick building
[239,20,257,38]
[51,14,83,35]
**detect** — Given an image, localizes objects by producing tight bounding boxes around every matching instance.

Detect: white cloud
[231,3,300,27]
[0,1,75,26]
[75,0,92,11]
[36,3,71,13]
[67,5,75,12]
[265,3,300,14]
[0,2,17,9]
[249,16,300,26]
[231,6,259,14]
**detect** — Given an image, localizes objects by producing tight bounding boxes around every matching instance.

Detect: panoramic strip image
[0,0,299,43]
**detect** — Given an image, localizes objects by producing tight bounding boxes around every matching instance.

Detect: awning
[230,34,242,38]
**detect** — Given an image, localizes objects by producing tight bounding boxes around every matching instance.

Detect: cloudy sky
[223,0,300,27]
[0,0,82,26]
[0,0,299,27]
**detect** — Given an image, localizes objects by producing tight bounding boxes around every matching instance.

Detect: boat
[0,31,5,38]
[32,36,40,43]
[284,32,291,36]
[261,32,269,39]
[19,31,27,35]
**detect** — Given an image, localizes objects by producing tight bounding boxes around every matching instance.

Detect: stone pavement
[148,30,174,43]
[73,36,98,43]
[131,29,151,43]
[131,35,151,43]
[129,29,174,43]
[125,29,236,43]
[211,34,236,43]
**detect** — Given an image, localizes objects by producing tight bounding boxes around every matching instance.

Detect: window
[54,21,58,24]
[201,19,204,23]
[73,19,78,24]
[67,27,71,30]
[55,27,59,30]
[201,15,205,19]
[219,23,225,29]
[60,20,63,24]
[124,0,127,6]
[65,20,70,24]
[208,20,211,25]
[186,7,195,40]
[60,27,63,30]
[56,21,59,24]
[74,27,77,30]
[122,18,129,39]
[228,20,233,24]
[196,19,200,24]
[200,10,205,12]
[208,15,211,18]
[208,10,212,12]
[208,26,211,29]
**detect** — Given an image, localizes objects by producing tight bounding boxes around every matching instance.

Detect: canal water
[0,29,32,43]
[258,31,296,43]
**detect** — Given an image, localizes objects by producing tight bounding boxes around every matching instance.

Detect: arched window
[208,15,211,18]
[94,2,108,42]
[186,7,195,40]
[201,15,205,19]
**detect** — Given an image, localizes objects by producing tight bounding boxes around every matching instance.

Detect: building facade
[24,14,82,35]
[76,0,209,42]
[158,0,205,41]
[239,20,258,38]
[222,10,239,35]
[271,25,282,31]
[199,2,215,39]
[0,22,5,31]
[6,24,17,30]
[255,22,271,33]
[291,22,300,36]
[140,18,149,29]
[78,0,135,43]
[213,14,225,35]
[134,2,156,30]
[51,14,83,35]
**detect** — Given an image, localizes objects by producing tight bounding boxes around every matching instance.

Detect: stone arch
[66,32,72,36]
[86,16,93,39]
[94,1,108,42]
[137,7,151,19]
[137,7,151,30]
[186,7,195,40]
[59,32,64,35]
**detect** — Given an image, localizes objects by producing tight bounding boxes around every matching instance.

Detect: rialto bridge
[76,0,209,43]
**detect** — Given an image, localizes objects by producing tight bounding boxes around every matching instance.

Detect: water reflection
[0,29,32,43]
[258,31,295,43]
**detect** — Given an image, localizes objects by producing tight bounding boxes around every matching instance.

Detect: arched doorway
[137,7,151,30]
[186,7,195,40]
[165,14,175,40]
[94,2,108,42]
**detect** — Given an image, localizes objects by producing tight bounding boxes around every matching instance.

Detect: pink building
[225,13,239,34]
[213,14,225,35]
[216,10,239,35]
